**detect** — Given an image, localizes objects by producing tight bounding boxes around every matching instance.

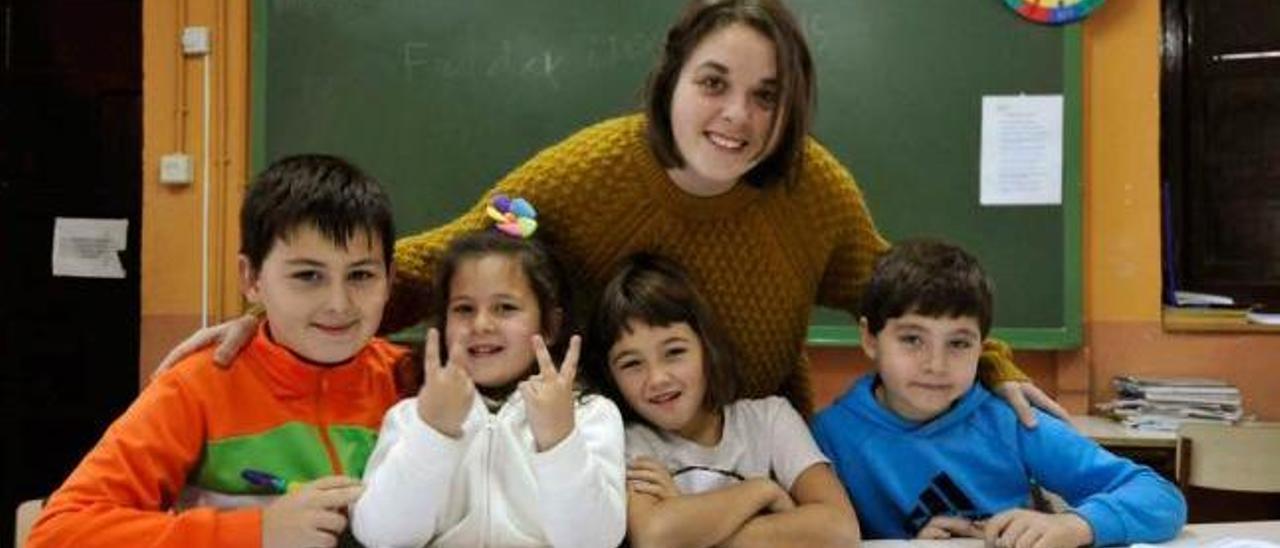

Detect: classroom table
[1069,415,1178,449]
[1070,414,1180,481]
[861,520,1280,546]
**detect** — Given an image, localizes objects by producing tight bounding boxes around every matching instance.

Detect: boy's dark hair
[431,230,572,364]
[644,0,815,189]
[240,154,395,271]
[583,253,740,424]
[861,239,994,338]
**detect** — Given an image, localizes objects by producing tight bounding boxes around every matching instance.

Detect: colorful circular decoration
[1003,0,1105,25]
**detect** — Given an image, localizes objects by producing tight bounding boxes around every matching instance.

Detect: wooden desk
[1163,521,1280,545]
[1162,305,1280,333]
[1070,414,1179,482]
[861,520,1280,546]
[1069,415,1178,449]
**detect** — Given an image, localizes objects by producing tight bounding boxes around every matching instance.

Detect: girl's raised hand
[416,328,475,438]
[520,334,580,451]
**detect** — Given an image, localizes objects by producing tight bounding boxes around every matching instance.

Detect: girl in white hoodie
[353,204,626,548]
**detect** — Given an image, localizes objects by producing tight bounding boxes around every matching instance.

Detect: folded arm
[720,463,861,548]
[627,475,794,548]
[1023,413,1187,545]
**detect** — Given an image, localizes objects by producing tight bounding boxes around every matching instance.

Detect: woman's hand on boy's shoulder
[152,313,260,378]
[993,381,1072,429]
[521,334,580,452]
[416,328,475,439]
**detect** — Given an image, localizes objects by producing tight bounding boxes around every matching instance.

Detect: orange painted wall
[140,1,1280,419]
[1080,0,1280,420]
[140,0,247,385]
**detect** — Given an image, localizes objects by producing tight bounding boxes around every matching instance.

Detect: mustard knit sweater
[386,114,1024,415]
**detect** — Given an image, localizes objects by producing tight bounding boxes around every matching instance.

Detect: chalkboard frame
[248,2,1082,350]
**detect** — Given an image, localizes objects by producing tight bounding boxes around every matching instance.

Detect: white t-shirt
[625,396,828,494]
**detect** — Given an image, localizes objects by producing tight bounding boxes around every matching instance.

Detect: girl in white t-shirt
[582,253,861,547]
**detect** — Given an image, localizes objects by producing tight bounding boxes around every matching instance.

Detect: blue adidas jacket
[813,375,1186,545]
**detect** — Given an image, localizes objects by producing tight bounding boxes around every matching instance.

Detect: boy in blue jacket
[813,239,1186,546]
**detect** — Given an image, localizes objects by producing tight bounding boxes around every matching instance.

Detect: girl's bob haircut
[584,253,740,423]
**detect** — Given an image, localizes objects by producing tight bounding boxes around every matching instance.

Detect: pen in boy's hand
[242,468,302,494]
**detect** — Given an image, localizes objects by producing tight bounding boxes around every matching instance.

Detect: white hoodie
[352,391,626,548]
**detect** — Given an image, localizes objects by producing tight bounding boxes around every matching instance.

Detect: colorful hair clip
[485,194,538,238]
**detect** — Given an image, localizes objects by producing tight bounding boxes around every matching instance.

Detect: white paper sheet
[51,217,128,278]
[1133,538,1280,548]
[980,95,1063,206]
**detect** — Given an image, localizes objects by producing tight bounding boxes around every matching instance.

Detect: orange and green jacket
[27,325,407,548]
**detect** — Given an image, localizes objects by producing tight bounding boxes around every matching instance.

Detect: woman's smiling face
[667,22,783,197]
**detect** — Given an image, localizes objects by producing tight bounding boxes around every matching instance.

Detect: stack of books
[1096,375,1245,432]
[1163,291,1280,328]
[1246,307,1280,326]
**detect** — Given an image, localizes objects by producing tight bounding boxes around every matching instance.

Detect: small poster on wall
[51,217,128,279]
[980,94,1063,206]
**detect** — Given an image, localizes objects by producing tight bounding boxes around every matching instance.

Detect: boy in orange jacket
[28,155,409,548]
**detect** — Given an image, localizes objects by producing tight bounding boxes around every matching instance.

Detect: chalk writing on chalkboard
[402,33,656,86]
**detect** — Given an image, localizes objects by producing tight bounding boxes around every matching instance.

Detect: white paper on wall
[980,94,1063,206]
[51,217,128,278]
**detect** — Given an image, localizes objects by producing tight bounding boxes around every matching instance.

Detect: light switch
[182,26,210,55]
[160,154,193,185]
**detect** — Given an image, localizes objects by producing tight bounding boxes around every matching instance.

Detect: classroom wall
[139,0,248,387]
[139,0,1280,420]
[813,0,1280,420]
[1080,0,1280,421]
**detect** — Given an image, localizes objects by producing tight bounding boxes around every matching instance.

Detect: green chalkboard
[252,0,1082,349]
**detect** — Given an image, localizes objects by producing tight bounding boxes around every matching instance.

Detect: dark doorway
[0,0,141,542]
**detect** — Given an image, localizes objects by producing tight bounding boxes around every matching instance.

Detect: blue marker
[241,469,301,494]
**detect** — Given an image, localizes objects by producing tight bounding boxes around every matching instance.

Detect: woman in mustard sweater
[161,0,1063,420]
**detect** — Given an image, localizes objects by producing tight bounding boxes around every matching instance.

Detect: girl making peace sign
[352,217,626,548]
